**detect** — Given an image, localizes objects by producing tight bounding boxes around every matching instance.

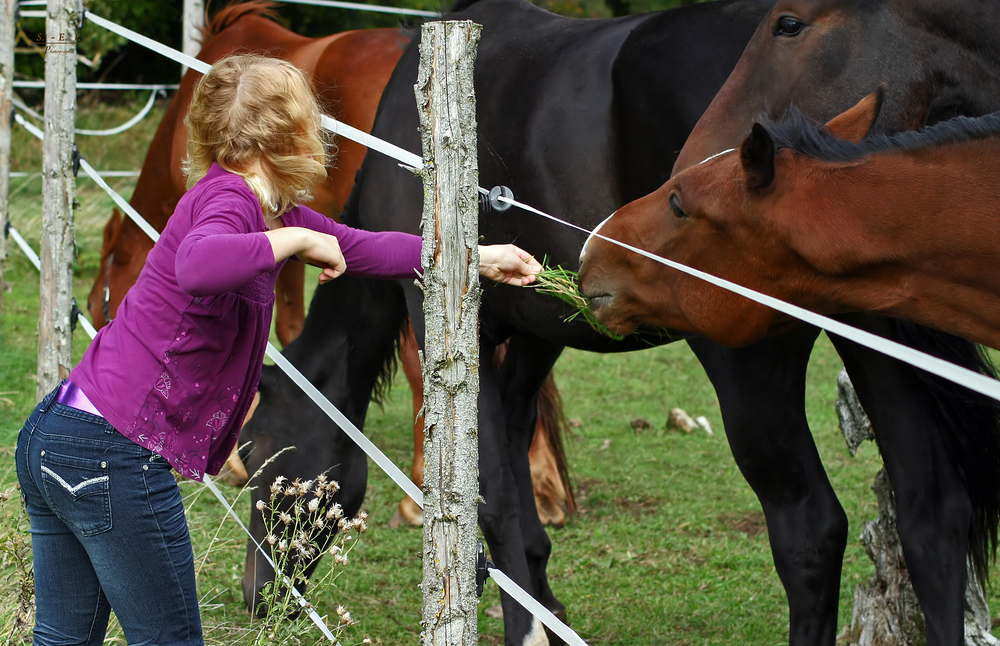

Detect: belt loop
[38,380,64,413]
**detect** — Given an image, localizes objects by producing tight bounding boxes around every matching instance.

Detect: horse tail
[896,321,1000,586]
[535,374,576,517]
[200,1,280,42]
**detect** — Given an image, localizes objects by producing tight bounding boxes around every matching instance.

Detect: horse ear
[740,123,775,191]
[824,84,885,143]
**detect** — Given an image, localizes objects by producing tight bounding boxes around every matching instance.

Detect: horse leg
[496,336,567,627]
[477,347,553,646]
[688,325,847,646]
[828,316,970,646]
[274,262,306,347]
[392,324,425,528]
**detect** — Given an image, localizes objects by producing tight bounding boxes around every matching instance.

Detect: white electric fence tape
[13,81,179,90]
[487,568,589,646]
[278,0,440,17]
[12,90,164,136]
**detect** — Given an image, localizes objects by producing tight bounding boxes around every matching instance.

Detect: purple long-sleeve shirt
[70,163,421,481]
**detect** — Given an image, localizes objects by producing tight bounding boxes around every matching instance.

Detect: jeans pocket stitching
[40,465,109,494]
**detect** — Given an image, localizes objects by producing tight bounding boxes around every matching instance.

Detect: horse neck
[769,143,1000,348]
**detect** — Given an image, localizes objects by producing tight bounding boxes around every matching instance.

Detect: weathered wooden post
[415,19,483,646]
[182,0,204,77]
[37,0,78,399]
[0,0,15,344]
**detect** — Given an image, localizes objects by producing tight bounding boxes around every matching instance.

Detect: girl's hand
[266,227,346,283]
[478,244,542,286]
[302,231,347,283]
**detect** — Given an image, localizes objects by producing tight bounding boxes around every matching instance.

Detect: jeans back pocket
[40,451,112,536]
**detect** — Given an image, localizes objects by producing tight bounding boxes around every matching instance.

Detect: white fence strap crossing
[264,346,425,506]
[7,224,40,269]
[85,12,210,74]
[278,0,440,17]
[201,477,343,645]
[77,156,162,243]
[13,81,179,91]
[487,568,589,646]
[86,11,423,170]
[12,90,164,136]
[320,114,422,169]
[498,195,1000,403]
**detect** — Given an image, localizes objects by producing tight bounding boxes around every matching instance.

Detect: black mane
[763,106,1000,163]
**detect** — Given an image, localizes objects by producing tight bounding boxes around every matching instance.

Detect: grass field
[0,97,998,645]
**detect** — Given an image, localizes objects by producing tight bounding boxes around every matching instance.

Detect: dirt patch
[719,510,768,538]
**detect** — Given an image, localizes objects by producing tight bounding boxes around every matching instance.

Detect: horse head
[579,88,883,346]
[672,0,1000,176]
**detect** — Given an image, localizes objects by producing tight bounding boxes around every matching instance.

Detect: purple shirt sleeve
[174,185,277,296]
[283,204,423,279]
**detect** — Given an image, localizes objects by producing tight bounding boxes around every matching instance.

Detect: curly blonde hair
[183,53,329,218]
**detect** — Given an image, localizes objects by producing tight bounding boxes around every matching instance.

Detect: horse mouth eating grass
[532,263,625,341]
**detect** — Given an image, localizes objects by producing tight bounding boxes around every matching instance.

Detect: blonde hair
[183,53,329,218]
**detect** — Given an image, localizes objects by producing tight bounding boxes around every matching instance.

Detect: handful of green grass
[533,263,625,341]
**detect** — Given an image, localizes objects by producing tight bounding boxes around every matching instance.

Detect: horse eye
[773,15,805,37]
[669,194,688,219]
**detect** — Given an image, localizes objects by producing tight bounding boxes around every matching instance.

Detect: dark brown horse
[582,90,1000,352]
[580,1,1000,644]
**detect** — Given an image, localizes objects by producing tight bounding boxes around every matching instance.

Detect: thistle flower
[269,475,287,494]
[296,479,312,495]
[278,511,293,526]
[256,500,267,512]
[266,534,277,546]
[284,485,297,497]
[307,498,321,513]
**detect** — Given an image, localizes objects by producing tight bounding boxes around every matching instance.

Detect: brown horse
[87,1,573,528]
[86,1,409,344]
[581,90,1000,351]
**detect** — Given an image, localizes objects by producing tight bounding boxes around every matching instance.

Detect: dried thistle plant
[532,262,625,341]
[0,486,34,646]
[251,474,371,646]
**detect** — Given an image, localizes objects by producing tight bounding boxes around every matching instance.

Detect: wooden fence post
[0,0,14,345]
[416,19,483,646]
[37,0,77,400]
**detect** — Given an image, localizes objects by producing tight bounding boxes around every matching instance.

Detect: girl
[15,54,541,646]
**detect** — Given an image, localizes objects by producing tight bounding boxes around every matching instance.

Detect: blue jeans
[15,385,204,646]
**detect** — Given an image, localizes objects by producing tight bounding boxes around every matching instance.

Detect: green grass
[1,97,999,645]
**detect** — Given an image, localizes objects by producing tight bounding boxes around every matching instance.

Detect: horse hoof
[543,606,569,646]
[390,497,423,528]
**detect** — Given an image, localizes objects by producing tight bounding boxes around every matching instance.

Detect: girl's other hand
[303,231,347,283]
[266,227,346,283]
[478,244,542,286]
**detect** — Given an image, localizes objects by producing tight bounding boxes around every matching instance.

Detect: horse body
[580,1,1000,644]
[240,0,773,642]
